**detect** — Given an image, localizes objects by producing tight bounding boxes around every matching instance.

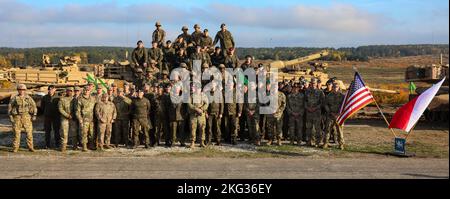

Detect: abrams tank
[405,54,449,122]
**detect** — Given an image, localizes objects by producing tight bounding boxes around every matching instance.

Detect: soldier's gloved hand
[32,115,37,121]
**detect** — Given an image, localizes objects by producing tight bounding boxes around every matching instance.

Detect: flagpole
[404,121,419,141]
[373,99,397,138]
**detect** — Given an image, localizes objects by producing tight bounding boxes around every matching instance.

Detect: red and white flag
[389,78,446,132]
[337,72,375,126]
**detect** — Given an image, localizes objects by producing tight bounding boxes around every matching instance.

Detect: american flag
[337,72,375,126]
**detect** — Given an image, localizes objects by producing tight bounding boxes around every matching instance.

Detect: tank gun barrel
[269,50,330,69]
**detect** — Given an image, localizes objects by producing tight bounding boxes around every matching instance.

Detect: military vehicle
[405,54,449,122]
[0,55,114,110]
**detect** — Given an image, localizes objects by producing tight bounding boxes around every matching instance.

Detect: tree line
[0,44,448,67]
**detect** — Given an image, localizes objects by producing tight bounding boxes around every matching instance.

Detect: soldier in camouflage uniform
[224,48,239,69]
[286,84,306,146]
[72,86,82,148]
[77,86,97,151]
[223,83,243,145]
[189,45,212,70]
[153,86,169,146]
[206,85,223,146]
[112,88,132,147]
[323,83,345,150]
[148,41,165,71]
[244,82,261,146]
[162,40,176,71]
[213,23,235,56]
[152,21,166,48]
[211,47,224,67]
[132,40,148,69]
[58,87,76,152]
[167,84,187,147]
[188,84,209,148]
[130,89,152,148]
[266,86,286,146]
[178,26,193,45]
[240,55,254,70]
[191,24,203,46]
[8,84,37,152]
[41,85,60,148]
[95,94,117,150]
[305,78,325,147]
[199,29,213,52]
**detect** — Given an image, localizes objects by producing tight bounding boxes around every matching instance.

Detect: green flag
[409,82,416,94]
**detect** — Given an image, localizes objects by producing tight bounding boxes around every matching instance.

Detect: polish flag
[389,78,446,132]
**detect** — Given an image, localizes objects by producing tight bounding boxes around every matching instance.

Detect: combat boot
[73,145,79,150]
[29,148,35,152]
[189,141,196,148]
[231,138,237,145]
[12,148,18,153]
[290,139,295,145]
[297,140,302,146]
[144,144,150,149]
[339,145,345,150]
[82,144,88,152]
[216,140,222,146]
[97,146,104,151]
[60,145,66,152]
[277,138,282,146]
[322,143,329,149]
[104,145,111,149]
[255,140,261,146]
[200,141,206,148]
[266,139,273,146]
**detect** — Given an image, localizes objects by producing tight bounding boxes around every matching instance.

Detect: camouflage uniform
[188,93,209,147]
[130,96,152,147]
[305,87,325,146]
[323,91,345,148]
[58,92,78,150]
[152,28,166,47]
[94,98,117,149]
[223,89,243,144]
[162,46,176,71]
[266,91,286,145]
[148,47,164,71]
[132,47,148,67]
[153,93,170,146]
[191,30,203,46]
[41,93,60,148]
[76,94,97,151]
[8,91,37,152]
[189,51,211,70]
[213,29,235,54]
[113,95,132,146]
[224,53,239,69]
[206,92,223,145]
[211,52,225,67]
[245,94,260,144]
[199,35,213,49]
[286,92,306,145]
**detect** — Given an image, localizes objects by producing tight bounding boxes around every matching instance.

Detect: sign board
[394,137,406,154]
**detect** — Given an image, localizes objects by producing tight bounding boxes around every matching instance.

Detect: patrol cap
[96,86,102,90]
[245,55,252,59]
[17,84,27,90]
[74,86,81,91]
[155,21,161,26]
[182,26,188,30]
[166,40,172,44]
[203,29,208,32]
[111,83,117,87]
[137,40,143,45]
[180,63,187,68]
[202,63,209,68]
[149,59,157,64]
[83,85,90,89]
[218,64,226,69]
[66,87,74,92]
[310,78,318,83]
[194,24,200,28]
[220,23,226,28]
[117,88,124,92]
[162,70,169,75]
[146,67,153,72]
[136,68,143,73]
[48,85,56,90]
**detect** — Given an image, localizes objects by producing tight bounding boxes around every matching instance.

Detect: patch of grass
[158,147,285,158]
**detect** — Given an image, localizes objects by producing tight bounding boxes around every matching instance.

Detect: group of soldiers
[7,22,346,153]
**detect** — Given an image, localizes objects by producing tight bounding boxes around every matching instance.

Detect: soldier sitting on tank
[131,40,148,70]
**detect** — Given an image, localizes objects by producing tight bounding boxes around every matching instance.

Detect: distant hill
[0,44,448,66]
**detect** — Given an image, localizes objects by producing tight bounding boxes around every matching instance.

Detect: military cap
[74,86,81,91]
[166,40,172,44]
[66,87,74,92]
[203,29,208,32]
[136,68,143,73]
[149,59,157,64]
[83,85,90,89]
[202,63,209,68]
[245,55,252,59]
[117,88,124,92]
[180,63,188,68]
[146,67,153,72]
[96,86,102,90]
[17,84,27,90]
[48,85,55,90]
[111,83,117,87]
[88,82,94,86]
[162,70,169,75]
[310,78,318,83]
[182,26,188,30]
[194,24,200,28]
[137,40,143,45]
[218,64,226,68]
[220,23,226,28]
[155,21,161,26]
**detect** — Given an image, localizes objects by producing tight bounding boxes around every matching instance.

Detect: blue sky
[1,0,448,48]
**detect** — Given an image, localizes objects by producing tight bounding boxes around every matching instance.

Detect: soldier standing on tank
[323,83,345,150]
[178,26,193,45]
[41,85,60,149]
[211,47,224,67]
[188,84,209,148]
[132,40,148,70]
[148,41,164,72]
[77,85,97,151]
[286,84,306,146]
[8,84,37,153]
[213,23,235,56]
[266,84,286,146]
[206,84,223,146]
[305,78,325,147]
[113,88,132,147]
[130,89,152,149]
[58,87,76,152]
[95,94,117,150]
[152,21,166,48]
